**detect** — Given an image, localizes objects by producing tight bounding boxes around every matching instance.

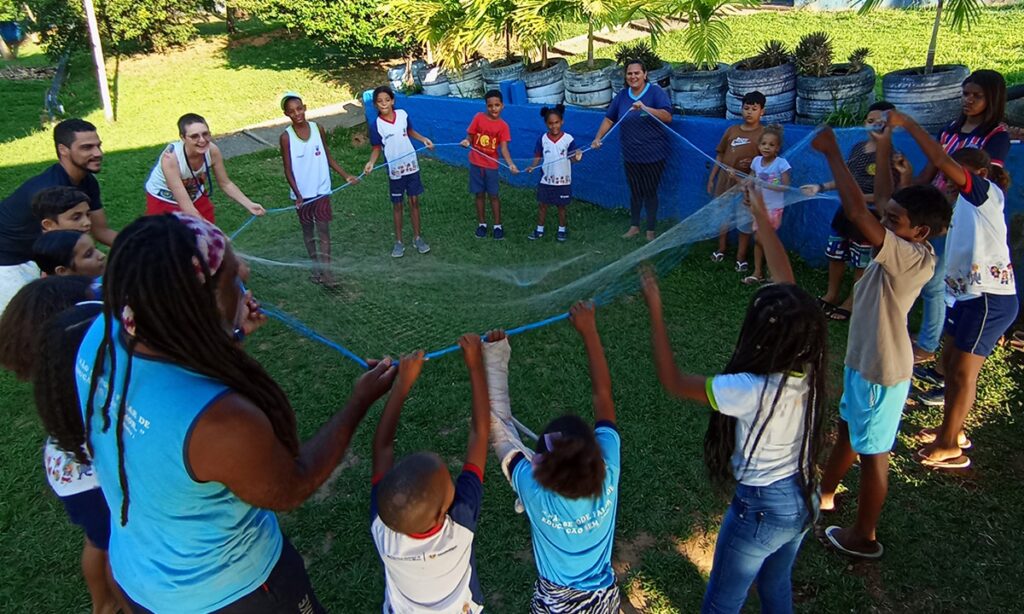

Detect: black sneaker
[528,229,544,240]
[475,225,487,239]
[556,229,568,242]
[493,226,505,240]
[913,365,944,387]
[914,387,945,407]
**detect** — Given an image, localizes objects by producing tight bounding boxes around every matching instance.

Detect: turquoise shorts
[839,367,911,455]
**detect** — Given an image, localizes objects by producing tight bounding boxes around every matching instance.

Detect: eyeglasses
[186,131,212,142]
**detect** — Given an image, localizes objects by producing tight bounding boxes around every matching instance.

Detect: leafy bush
[794,31,832,77]
[615,40,662,71]
[737,39,790,70]
[0,0,19,21]
[241,0,407,57]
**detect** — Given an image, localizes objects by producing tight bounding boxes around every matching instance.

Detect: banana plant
[380,0,475,71]
[854,0,983,74]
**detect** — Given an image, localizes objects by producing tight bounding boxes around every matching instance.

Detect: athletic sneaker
[735,261,749,272]
[556,229,568,242]
[475,225,488,239]
[391,241,405,258]
[711,251,724,262]
[913,365,945,387]
[493,226,505,240]
[414,236,431,254]
[914,387,945,407]
[528,229,544,240]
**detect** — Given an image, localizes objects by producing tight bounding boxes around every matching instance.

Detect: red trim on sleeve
[463,463,484,483]
[960,165,973,194]
[371,145,381,151]
[371,473,385,486]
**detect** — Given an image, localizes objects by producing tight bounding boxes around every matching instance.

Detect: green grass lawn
[2,9,1024,613]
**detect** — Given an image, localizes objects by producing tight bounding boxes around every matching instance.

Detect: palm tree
[647,0,761,71]
[381,0,474,71]
[516,0,626,70]
[855,0,983,74]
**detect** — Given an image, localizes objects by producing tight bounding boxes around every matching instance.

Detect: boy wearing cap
[279,92,359,287]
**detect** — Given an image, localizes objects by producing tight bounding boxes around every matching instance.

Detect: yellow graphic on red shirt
[476,134,494,150]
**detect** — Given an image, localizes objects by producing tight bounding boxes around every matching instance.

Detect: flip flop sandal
[912,428,972,449]
[824,526,884,560]
[817,297,838,316]
[915,448,971,469]
[829,307,851,321]
[742,275,764,285]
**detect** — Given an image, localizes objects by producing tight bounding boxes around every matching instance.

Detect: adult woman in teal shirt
[591,60,674,241]
[78,213,398,612]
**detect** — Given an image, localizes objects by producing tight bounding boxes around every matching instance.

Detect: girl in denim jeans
[642,184,828,614]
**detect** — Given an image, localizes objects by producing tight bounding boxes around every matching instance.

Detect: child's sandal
[741,275,764,285]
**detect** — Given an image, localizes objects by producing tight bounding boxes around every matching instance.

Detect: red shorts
[296,196,332,224]
[146,193,215,223]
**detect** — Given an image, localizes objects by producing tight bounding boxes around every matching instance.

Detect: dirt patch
[612,532,656,580]
[0,66,56,81]
[848,561,892,609]
[310,453,360,503]
[227,29,300,49]
[350,130,369,147]
[674,526,718,577]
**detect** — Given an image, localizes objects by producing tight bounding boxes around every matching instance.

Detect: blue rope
[260,304,370,369]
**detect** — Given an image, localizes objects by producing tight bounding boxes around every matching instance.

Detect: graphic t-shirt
[714,124,764,195]
[0,164,103,265]
[708,373,810,486]
[511,422,620,591]
[369,110,420,180]
[534,132,575,186]
[604,84,673,164]
[943,170,1015,303]
[830,141,900,242]
[467,113,511,170]
[846,229,936,385]
[370,466,484,613]
[43,437,100,497]
[750,156,792,211]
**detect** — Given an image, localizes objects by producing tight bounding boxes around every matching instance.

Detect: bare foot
[320,271,339,289]
[917,442,964,463]
[819,492,836,512]
[622,226,640,239]
[485,329,507,342]
[645,230,656,241]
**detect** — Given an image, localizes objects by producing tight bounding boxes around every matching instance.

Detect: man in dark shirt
[0,118,117,311]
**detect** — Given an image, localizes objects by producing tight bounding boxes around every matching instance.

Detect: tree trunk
[505,22,511,58]
[82,0,114,122]
[587,22,594,69]
[925,0,943,74]
[542,43,548,68]
[226,4,238,34]
[426,41,434,65]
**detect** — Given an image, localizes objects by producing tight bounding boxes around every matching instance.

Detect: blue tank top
[76,316,283,612]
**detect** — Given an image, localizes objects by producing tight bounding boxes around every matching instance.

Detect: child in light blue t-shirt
[487,301,621,612]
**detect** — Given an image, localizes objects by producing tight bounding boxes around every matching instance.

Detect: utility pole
[81,0,113,121]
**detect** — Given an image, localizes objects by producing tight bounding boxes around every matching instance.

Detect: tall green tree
[855,0,983,73]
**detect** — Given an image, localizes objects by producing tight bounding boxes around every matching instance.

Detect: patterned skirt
[530,576,620,614]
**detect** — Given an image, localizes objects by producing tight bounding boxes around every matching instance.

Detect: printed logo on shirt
[314,146,322,157]
[729,136,752,149]
[540,485,616,535]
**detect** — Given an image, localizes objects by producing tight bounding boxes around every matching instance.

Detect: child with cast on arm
[743,125,791,285]
[814,122,951,559]
[369,331,496,613]
[643,182,828,614]
[280,92,359,287]
[485,301,623,613]
[525,104,583,243]
[365,86,436,258]
[462,90,519,241]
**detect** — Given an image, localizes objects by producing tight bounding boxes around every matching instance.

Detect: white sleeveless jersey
[285,121,331,200]
[144,140,211,203]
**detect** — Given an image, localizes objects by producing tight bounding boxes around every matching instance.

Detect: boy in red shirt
[461,90,518,240]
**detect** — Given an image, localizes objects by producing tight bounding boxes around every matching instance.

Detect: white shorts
[0,261,41,315]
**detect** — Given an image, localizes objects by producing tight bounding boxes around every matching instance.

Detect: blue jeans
[701,475,811,614]
[916,237,946,353]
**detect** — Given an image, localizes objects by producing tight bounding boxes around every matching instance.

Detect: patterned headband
[171,212,228,277]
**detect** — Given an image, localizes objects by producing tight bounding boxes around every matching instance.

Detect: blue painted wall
[371,93,1022,269]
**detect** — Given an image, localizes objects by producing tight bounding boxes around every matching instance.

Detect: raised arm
[372,352,426,478]
[886,110,968,188]
[872,127,895,215]
[460,334,491,470]
[745,183,794,283]
[319,124,358,185]
[569,301,616,424]
[209,145,266,216]
[811,127,885,248]
[640,271,710,405]
[187,359,397,511]
[280,132,303,206]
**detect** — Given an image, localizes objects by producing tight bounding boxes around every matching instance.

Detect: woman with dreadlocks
[76,213,398,613]
[642,183,828,614]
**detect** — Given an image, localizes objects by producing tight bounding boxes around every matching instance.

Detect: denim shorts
[469,165,500,195]
[945,293,1019,357]
[389,171,424,204]
[839,367,911,455]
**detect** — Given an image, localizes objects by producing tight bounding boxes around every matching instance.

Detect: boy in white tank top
[279,92,359,287]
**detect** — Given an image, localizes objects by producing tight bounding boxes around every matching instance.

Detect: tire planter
[386,60,427,91]
[647,61,673,98]
[418,66,451,97]
[882,64,969,134]
[670,63,728,117]
[609,65,626,95]
[483,57,525,94]
[523,58,568,105]
[1007,84,1024,128]
[727,61,797,124]
[795,64,876,125]
[564,60,617,109]
[448,59,489,99]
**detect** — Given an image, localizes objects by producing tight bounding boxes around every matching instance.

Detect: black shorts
[123,537,325,614]
[60,487,111,550]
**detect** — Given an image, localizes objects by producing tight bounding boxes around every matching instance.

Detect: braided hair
[704,283,828,521]
[85,215,299,526]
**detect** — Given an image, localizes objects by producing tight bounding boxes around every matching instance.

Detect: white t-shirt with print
[534,132,574,186]
[944,171,1016,304]
[709,372,810,486]
[750,156,792,211]
[369,109,419,180]
[43,437,100,497]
